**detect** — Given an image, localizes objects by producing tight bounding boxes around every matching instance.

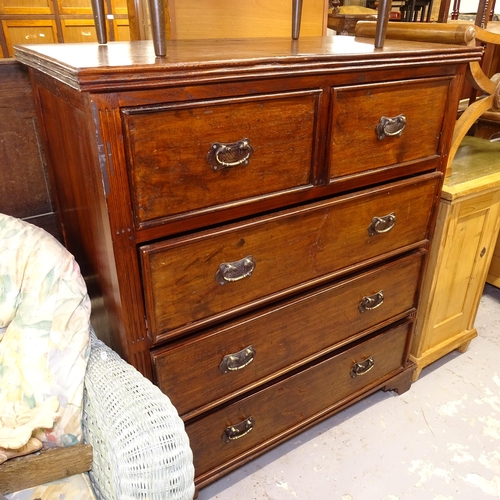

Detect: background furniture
[0,0,129,58]
[84,330,195,500]
[14,36,480,492]
[3,330,196,499]
[328,5,377,35]
[410,137,500,380]
[0,213,194,499]
[0,59,60,239]
[357,21,500,379]
[487,233,500,286]
[401,0,434,21]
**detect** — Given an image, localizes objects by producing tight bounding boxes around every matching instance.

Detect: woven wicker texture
[83,329,195,499]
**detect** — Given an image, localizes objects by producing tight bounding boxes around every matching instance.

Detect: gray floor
[197,284,500,500]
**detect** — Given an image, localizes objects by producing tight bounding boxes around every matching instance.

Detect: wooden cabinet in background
[487,234,500,287]
[0,0,129,57]
[411,136,500,381]
[165,0,327,40]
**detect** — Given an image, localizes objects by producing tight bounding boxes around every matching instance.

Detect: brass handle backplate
[215,255,256,286]
[376,114,406,140]
[207,138,254,171]
[219,346,256,374]
[222,416,255,443]
[359,291,384,313]
[367,212,396,236]
[350,356,375,378]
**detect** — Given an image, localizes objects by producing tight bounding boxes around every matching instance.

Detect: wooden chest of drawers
[15,37,481,491]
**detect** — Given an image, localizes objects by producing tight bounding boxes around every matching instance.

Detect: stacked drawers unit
[15,37,480,490]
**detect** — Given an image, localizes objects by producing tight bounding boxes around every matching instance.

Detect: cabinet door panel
[426,190,500,349]
[61,20,97,43]
[3,21,57,57]
[1,0,51,14]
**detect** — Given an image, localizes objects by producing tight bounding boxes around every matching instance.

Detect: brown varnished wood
[0,59,61,239]
[14,38,482,92]
[141,174,440,341]
[13,38,480,490]
[153,251,425,419]
[124,91,320,229]
[187,322,410,481]
[329,77,450,177]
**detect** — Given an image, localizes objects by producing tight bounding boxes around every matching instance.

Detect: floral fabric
[0,213,90,449]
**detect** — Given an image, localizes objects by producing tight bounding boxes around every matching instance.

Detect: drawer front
[186,322,410,480]
[329,78,449,178]
[123,91,320,228]
[141,174,439,341]
[153,252,423,417]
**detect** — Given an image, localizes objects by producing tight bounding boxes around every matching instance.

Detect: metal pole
[90,0,107,44]
[292,0,303,40]
[148,0,167,57]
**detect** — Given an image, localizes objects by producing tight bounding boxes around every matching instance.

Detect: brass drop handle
[215,256,256,286]
[359,290,384,313]
[219,346,256,374]
[222,416,255,443]
[207,138,254,171]
[376,114,406,140]
[350,356,375,378]
[367,212,396,236]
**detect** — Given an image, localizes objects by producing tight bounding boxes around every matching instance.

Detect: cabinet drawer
[186,322,410,480]
[153,252,423,417]
[123,91,320,228]
[329,78,449,178]
[141,174,439,341]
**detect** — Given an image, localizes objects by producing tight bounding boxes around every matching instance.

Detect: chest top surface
[14,37,482,92]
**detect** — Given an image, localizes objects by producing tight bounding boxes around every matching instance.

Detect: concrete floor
[197,284,500,500]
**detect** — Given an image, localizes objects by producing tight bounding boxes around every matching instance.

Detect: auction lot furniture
[15,36,480,492]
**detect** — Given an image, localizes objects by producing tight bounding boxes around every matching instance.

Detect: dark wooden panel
[0,59,60,239]
[330,77,450,178]
[153,251,424,418]
[141,173,440,341]
[187,322,409,481]
[123,91,319,228]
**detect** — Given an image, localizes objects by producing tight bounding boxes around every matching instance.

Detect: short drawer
[329,78,449,178]
[152,251,424,417]
[122,91,320,228]
[186,321,411,480]
[141,173,440,341]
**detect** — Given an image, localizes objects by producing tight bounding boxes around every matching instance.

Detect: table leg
[374,0,392,48]
[148,0,167,57]
[292,0,303,39]
[90,0,107,44]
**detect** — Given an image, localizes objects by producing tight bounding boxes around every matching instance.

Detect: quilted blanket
[0,213,90,455]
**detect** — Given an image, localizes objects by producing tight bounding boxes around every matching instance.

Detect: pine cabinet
[411,136,500,381]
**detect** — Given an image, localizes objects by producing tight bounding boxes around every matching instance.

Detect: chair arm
[82,328,195,500]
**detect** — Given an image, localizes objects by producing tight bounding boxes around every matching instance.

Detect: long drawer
[152,251,424,417]
[141,173,440,341]
[122,91,320,228]
[329,77,450,178]
[186,321,411,481]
